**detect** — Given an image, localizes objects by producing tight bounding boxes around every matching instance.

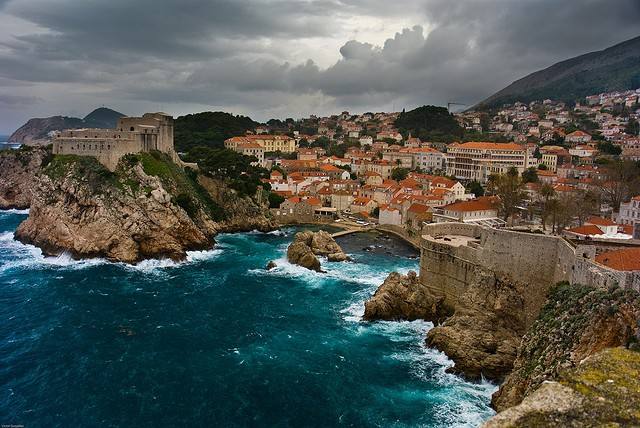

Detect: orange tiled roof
[566,225,604,236]
[596,248,640,271]
[454,142,523,151]
[408,203,430,214]
[586,216,617,227]
[443,196,498,212]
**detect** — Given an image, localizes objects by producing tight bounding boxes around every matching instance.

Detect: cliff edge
[13,151,274,263]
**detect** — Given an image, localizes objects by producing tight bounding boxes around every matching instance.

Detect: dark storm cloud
[0,94,40,106]
[0,0,639,129]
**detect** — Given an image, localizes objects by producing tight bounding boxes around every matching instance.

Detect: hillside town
[217,89,640,251]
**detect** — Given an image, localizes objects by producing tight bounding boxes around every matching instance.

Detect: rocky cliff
[287,230,349,271]
[491,282,640,411]
[483,347,640,427]
[425,270,529,381]
[0,146,51,209]
[365,267,529,381]
[363,271,448,322]
[12,151,275,263]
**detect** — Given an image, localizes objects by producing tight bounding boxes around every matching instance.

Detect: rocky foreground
[364,272,640,425]
[5,149,274,263]
[286,230,349,271]
[483,347,640,427]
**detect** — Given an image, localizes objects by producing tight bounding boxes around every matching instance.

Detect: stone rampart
[419,223,639,327]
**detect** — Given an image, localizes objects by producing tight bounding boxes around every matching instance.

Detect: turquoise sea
[0,210,495,427]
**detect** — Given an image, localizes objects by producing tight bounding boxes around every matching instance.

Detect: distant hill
[82,107,125,128]
[476,36,640,109]
[9,107,125,145]
[395,105,463,142]
[174,112,259,153]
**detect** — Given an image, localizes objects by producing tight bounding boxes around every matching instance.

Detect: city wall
[419,223,639,326]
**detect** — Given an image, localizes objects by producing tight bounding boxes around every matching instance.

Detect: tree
[595,160,640,211]
[467,180,485,197]
[268,192,285,208]
[487,167,526,222]
[539,183,556,232]
[625,119,639,136]
[597,141,622,156]
[391,167,409,181]
[538,164,548,170]
[521,167,539,184]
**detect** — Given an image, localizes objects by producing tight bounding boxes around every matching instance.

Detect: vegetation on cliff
[492,281,640,411]
[183,146,270,197]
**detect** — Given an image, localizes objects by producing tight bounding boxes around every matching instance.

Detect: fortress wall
[420,223,640,322]
[419,239,480,309]
[477,229,570,286]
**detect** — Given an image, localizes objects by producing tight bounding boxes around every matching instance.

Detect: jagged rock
[11,153,275,264]
[286,230,348,271]
[0,146,50,209]
[287,238,321,272]
[425,270,528,381]
[15,158,214,263]
[491,283,640,411]
[266,260,277,270]
[363,271,447,322]
[483,347,640,427]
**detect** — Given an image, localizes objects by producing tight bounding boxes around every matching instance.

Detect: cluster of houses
[218,89,640,239]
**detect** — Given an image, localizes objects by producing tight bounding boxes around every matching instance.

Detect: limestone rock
[0,146,50,209]
[483,347,640,427]
[363,271,447,322]
[266,260,277,270]
[286,230,348,271]
[15,160,214,263]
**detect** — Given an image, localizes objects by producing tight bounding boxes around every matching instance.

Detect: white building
[445,142,532,183]
[616,196,640,226]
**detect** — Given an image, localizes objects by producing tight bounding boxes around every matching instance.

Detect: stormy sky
[0,0,639,133]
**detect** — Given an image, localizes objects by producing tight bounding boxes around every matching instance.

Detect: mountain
[476,36,640,109]
[8,107,125,145]
[82,107,125,128]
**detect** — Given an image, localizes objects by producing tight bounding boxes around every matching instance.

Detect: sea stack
[286,230,349,272]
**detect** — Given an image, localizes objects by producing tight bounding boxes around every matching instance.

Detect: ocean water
[0,210,496,427]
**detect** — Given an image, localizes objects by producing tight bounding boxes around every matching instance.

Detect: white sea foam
[0,208,29,215]
[0,231,223,274]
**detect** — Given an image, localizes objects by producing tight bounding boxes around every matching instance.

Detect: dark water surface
[0,211,494,427]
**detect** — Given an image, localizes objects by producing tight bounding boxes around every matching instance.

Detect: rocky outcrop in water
[0,146,50,209]
[12,152,275,263]
[363,271,448,322]
[483,347,640,427]
[491,282,640,412]
[425,271,528,381]
[15,157,215,263]
[286,230,349,272]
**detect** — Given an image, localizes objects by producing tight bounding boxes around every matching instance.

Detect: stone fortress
[53,112,178,171]
[418,223,640,325]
